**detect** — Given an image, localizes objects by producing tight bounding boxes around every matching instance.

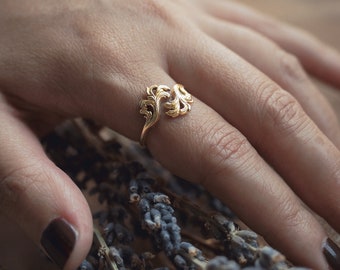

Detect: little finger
[196,16,340,147]
[197,0,340,87]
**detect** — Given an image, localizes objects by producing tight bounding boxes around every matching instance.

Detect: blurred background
[0,1,339,269]
[241,0,340,117]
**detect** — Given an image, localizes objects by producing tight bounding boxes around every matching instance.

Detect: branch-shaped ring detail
[139,84,193,146]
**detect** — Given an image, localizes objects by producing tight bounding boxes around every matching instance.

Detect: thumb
[0,110,93,269]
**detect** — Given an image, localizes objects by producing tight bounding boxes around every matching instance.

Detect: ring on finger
[139,84,193,146]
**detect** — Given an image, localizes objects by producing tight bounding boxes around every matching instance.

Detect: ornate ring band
[139,84,193,146]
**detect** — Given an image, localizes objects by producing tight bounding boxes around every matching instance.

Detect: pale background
[0,1,339,269]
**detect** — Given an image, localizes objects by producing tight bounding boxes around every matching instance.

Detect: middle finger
[167,29,340,232]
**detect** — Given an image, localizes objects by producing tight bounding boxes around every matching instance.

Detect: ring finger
[79,63,330,268]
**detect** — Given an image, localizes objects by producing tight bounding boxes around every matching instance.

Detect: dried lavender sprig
[137,191,181,256]
[131,177,212,269]
[93,227,120,270]
[162,190,259,265]
[206,256,240,270]
[43,121,312,269]
[109,247,126,270]
[79,260,95,270]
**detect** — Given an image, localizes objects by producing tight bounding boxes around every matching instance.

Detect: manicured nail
[40,218,77,269]
[323,238,340,270]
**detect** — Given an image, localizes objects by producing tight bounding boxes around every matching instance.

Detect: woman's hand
[0,0,339,269]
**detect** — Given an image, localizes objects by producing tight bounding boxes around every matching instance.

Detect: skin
[0,0,339,269]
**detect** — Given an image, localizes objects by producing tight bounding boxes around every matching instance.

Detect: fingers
[0,99,93,270]
[196,0,340,88]
[169,28,340,229]
[147,91,329,268]
[167,31,340,233]
[195,16,340,147]
[81,64,330,268]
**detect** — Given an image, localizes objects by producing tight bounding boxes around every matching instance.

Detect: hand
[0,0,339,269]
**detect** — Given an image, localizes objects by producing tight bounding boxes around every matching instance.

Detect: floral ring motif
[139,84,193,146]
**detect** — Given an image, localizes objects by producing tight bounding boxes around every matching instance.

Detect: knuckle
[258,83,307,135]
[253,16,282,34]
[200,123,252,185]
[0,165,46,210]
[142,0,175,22]
[276,196,307,230]
[69,0,178,78]
[277,51,307,83]
[323,167,340,218]
[141,0,191,29]
[140,0,193,35]
[209,127,250,163]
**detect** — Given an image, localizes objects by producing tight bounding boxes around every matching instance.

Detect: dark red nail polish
[323,238,340,270]
[41,218,77,269]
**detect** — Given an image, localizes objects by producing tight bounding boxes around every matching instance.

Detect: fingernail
[40,218,77,269]
[323,238,340,270]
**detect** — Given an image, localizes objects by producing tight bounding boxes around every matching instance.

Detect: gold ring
[139,84,193,146]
